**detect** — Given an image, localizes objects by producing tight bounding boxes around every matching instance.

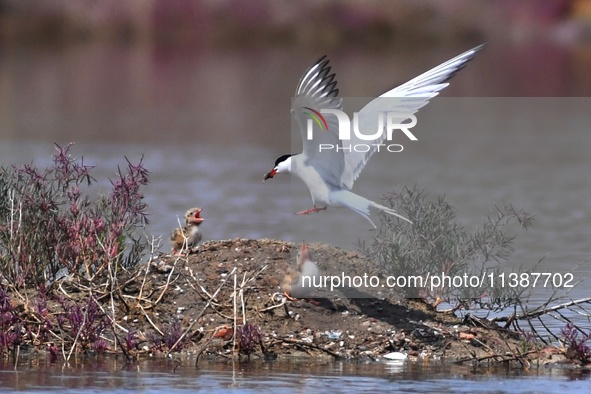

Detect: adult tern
[264,45,484,228]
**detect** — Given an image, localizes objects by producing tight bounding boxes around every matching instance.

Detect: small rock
[213,325,234,341]
[459,332,475,340]
[419,350,430,359]
[326,330,342,340]
[383,352,408,361]
[151,260,172,273]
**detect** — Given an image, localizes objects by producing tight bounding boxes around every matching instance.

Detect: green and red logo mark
[303,107,329,131]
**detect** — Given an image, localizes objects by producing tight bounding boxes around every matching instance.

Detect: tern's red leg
[296,207,327,215]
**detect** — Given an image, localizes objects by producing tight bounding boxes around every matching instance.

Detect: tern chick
[282,243,320,299]
[170,207,204,255]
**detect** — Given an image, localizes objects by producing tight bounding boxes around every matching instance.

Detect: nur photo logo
[303,107,418,153]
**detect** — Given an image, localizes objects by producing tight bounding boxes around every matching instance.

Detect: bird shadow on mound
[298,285,447,332]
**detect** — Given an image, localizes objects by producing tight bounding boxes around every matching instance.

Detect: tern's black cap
[274,154,293,166]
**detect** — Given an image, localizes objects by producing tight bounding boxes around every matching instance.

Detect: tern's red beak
[263,168,277,181]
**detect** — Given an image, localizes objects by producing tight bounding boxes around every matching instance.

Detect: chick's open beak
[191,209,204,224]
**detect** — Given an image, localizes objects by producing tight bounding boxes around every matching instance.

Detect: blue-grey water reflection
[1,357,591,393]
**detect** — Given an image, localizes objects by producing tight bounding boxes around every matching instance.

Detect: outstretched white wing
[292,56,345,188]
[340,44,485,189]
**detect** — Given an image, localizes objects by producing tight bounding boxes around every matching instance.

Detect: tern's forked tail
[370,201,413,225]
[330,190,412,229]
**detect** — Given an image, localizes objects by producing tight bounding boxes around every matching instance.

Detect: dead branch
[455,349,539,365]
[165,267,237,357]
[257,294,288,313]
[491,297,591,323]
[138,304,164,336]
[277,338,342,359]
[151,255,185,308]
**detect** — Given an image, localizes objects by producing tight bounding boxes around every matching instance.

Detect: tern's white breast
[292,156,331,207]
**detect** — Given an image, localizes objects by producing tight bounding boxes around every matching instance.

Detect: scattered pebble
[383,352,408,361]
[325,330,342,340]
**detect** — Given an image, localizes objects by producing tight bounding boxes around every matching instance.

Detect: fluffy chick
[282,243,320,299]
[170,207,204,254]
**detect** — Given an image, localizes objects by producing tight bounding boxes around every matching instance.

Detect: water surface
[1,357,591,393]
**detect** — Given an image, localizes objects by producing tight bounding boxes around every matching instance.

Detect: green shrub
[362,185,534,303]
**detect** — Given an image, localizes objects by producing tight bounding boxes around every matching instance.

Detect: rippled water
[1,357,591,393]
[1,42,590,390]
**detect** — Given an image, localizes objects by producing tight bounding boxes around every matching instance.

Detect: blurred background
[0,0,590,278]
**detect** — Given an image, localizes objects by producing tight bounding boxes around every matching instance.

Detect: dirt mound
[107,238,559,365]
[9,238,566,365]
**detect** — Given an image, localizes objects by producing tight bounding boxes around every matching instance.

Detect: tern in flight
[264,45,484,228]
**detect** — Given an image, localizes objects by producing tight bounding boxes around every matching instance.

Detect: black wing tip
[438,43,487,84]
[472,43,488,53]
[457,43,486,65]
[297,54,340,99]
[318,57,340,97]
[464,43,487,61]
[315,54,329,64]
[323,80,338,97]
